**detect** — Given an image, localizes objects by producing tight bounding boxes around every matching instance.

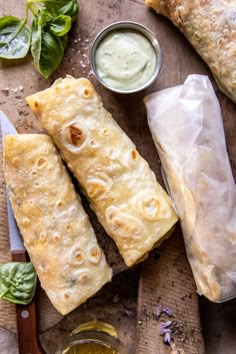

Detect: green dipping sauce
[95,30,157,91]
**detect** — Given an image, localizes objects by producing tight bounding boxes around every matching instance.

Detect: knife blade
[0,111,44,354]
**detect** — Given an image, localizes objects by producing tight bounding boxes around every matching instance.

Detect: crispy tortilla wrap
[3,134,112,315]
[145,0,236,103]
[27,77,178,267]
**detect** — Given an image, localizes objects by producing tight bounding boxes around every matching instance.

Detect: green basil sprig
[0,0,79,78]
[0,16,31,59]
[0,262,37,305]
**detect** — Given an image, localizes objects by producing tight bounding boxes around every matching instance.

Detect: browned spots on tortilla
[34,101,39,109]
[75,252,83,262]
[66,224,72,232]
[79,272,90,283]
[102,128,109,135]
[69,125,83,145]
[84,88,93,98]
[22,218,30,227]
[114,220,122,228]
[37,157,47,167]
[91,247,99,258]
[131,149,138,160]
[53,234,61,241]
[40,232,46,241]
[64,293,70,300]
[87,183,104,198]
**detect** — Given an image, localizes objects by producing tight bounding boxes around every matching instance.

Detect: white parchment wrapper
[145,74,236,302]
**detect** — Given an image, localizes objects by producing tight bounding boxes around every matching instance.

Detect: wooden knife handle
[12,251,44,354]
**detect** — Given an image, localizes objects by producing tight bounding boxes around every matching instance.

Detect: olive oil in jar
[56,321,128,354]
[62,342,118,354]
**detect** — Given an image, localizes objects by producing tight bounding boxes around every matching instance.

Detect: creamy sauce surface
[95,30,157,91]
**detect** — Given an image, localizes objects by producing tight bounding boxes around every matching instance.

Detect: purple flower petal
[163,331,172,345]
[162,320,172,328]
[160,321,172,334]
[154,304,174,319]
[160,327,171,335]
[162,306,173,317]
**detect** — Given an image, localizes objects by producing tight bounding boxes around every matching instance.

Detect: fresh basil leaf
[49,14,71,36]
[43,0,78,21]
[61,33,68,49]
[0,0,79,77]
[31,14,66,78]
[38,9,52,26]
[0,16,31,59]
[0,262,37,305]
[57,0,78,22]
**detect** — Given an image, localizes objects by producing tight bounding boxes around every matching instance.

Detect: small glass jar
[55,320,129,354]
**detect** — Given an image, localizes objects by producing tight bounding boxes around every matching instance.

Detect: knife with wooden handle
[0,111,44,354]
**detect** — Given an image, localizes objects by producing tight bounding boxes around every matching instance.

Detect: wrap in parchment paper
[145,0,236,103]
[145,74,236,302]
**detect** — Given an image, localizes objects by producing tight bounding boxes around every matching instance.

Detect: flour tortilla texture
[3,134,112,315]
[27,77,178,267]
[145,0,236,103]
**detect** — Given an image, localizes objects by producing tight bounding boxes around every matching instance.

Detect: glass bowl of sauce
[90,21,162,94]
[55,320,129,354]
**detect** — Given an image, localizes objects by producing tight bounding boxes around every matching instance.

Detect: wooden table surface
[0,1,236,353]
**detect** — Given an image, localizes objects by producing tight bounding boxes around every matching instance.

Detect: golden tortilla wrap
[26,77,178,267]
[3,134,112,315]
[145,0,236,103]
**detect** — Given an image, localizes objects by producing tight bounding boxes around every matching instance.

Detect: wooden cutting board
[0,1,236,353]
[136,227,205,354]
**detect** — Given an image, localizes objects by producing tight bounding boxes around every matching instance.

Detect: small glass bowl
[90,21,162,94]
[55,320,129,354]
